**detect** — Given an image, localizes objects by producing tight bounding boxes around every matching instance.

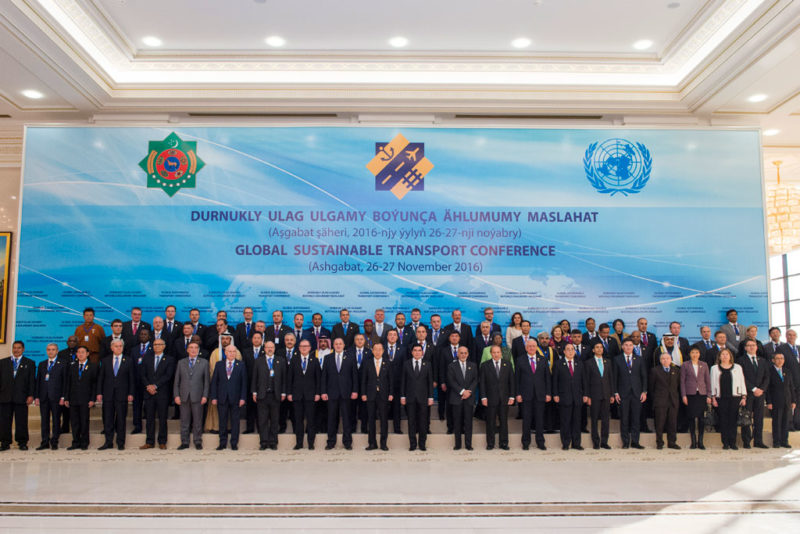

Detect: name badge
[274,337,280,344]
[84,336,90,342]
[138,357,143,364]
[45,373,50,381]
[270,370,274,377]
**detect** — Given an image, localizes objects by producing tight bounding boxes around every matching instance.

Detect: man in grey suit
[173,341,209,450]
[719,309,744,353]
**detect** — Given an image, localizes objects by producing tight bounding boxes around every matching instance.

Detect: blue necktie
[778,368,784,381]
[47,360,55,373]
[189,358,195,369]
[79,363,85,378]
[357,351,362,366]
[113,356,119,377]
[597,358,604,375]
[12,358,19,372]
[302,358,307,372]
[155,355,161,372]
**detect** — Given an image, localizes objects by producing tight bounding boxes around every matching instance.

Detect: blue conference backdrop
[16,126,767,359]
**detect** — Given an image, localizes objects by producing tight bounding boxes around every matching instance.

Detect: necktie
[461,361,466,378]
[793,345,799,357]
[597,358,604,376]
[706,340,712,349]
[452,347,457,360]
[227,361,233,378]
[389,347,394,361]
[47,359,55,373]
[253,347,260,359]
[375,359,381,376]
[140,343,146,355]
[734,324,740,336]
[433,330,438,345]
[336,354,341,372]
[778,367,784,381]
[602,339,608,351]
[113,356,119,376]
[155,355,161,371]
[774,343,778,353]
[642,332,648,346]
[302,358,307,372]
[185,338,190,349]
[133,323,138,336]
[357,350,362,366]
[751,356,758,370]
[12,358,19,373]
[268,357,273,372]
[167,321,173,333]
[246,323,251,336]
[343,323,348,334]
[495,360,500,377]
[530,357,536,373]
[626,356,631,370]
[415,360,420,374]
[296,329,301,339]
[398,329,403,343]
[664,367,670,373]
[189,358,195,369]
[634,346,641,356]
[484,336,489,344]
[568,360,574,376]
[315,328,320,340]
[79,363,85,377]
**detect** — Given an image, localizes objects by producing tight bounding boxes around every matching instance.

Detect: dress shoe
[195,443,203,450]
[216,444,226,450]
[657,444,664,450]
[366,445,377,451]
[130,430,141,435]
[722,444,730,450]
[690,443,697,449]
[730,444,738,450]
[394,430,403,435]
[409,445,417,451]
[466,445,473,451]
[573,445,584,451]
[98,443,112,450]
[177,444,189,450]
[593,444,599,450]
[782,443,792,448]
[159,444,166,450]
[231,445,238,451]
[631,443,644,450]
[18,444,28,451]
[81,446,88,450]
[117,444,125,451]
[742,443,751,449]
[308,444,315,450]
[698,443,706,450]
[260,444,268,450]
[522,444,529,450]
[293,444,303,450]
[325,444,334,450]
[600,444,611,450]
[486,445,494,450]
[344,445,352,450]
[243,429,254,434]
[755,443,768,449]
[419,446,427,451]
[774,444,782,448]
[668,444,681,450]
[446,430,453,435]
[562,445,569,451]
[453,445,462,451]
[66,444,79,451]
[537,444,546,451]
[622,444,629,449]
[270,444,277,450]
[139,444,154,450]
[36,443,50,451]
[380,445,389,451]
[51,443,58,450]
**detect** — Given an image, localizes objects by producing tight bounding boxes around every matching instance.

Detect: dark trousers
[39,399,61,446]
[485,402,509,448]
[245,395,258,432]
[589,398,610,447]
[70,404,90,447]
[654,401,678,446]
[350,398,368,434]
[0,402,29,445]
[389,394,403,433]
[438,386,453,431]
[131,371,143,431]
[366,399,389,447]
[102,400,128,446]
[718,396,739,447]
[451,399,474,447]
[771,403,790,446]
[279,398,292,433]
[406,400,428,448]
[60,402,71,432]
[545,400,559,432]
[618,395,642,445]
[217,402,241,447]
[257,397,280,446]
[559,402,582,447]
[326,398,352,447]
[315,400,328,434]
[792,399,800,431]
[293,399,316,447]
[741,395,765,445]
[144,394,169,445]
[521,399,545,447]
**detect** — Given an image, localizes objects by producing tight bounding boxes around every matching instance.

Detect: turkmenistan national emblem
[367,133,434,200]
[584,138,652,196]
[139,132,204,197]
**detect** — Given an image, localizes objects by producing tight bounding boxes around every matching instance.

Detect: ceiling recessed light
[141,36,162,47]
[763,129,780,136]
[633,39,654,50]
[511,37,532,49]
[748,93,767,103]
[388,36,409,48]
[21,89,43,99]
[265,35,286,47]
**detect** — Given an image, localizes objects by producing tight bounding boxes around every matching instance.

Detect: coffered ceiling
[2,0,800,180]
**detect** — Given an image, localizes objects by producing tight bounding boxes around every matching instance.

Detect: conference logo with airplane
[366,133,434,200]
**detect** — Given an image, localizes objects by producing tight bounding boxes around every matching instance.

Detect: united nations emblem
[583,138,652,196]
[367,133,434,200]
[138,132,205,197]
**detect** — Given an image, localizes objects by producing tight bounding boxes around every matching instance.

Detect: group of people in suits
[0,306,797,453]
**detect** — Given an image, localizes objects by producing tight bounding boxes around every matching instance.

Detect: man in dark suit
[347,334,371,434]
[234,307,257,350]
[150,317,173,357]
[128,327,152,434]
[474,321,495,363]
[766,353,795,448]
[204,318,234,353]
[303,313,331,352]
[515,338,551,450]
[140,339,174,450]
[401,344,434,451]
[634,318,657,366]
[704,331,731,368]
[408,308,427,334]
[691,326,716,368]
[277,332,300,434]
[173,323,195,361]
[613,339,648,449]
[211,344,248,450]
[426,314,445,348]
[287,339,320,449]
[35,343,68,450]
[187,308,206,338]
[264,310,292,351]
[737,339,770,449]
[443,310,474,362]
[480,345,516,450]
[590,324,620,358]
[361,342,393,450]
[121,307,151,349]
[476,307,502,339]
[371,309,393,341]
[389,312,415,348]
[242,332,266,434]
[100,319,125,361]
[97,339,135,450]
[321,337,358,449]
[649,352,681,449]
[163,305,182,341]
[384,330,406,434]
[765,327,787,361]
[252,341,287,450]
[58,335,80,364]
[552,344,584,450]
[582,317,599,345]
[511,321,535,362]
[583,342,614,449]
[737,326,766,360]
[781,328,800,430]
[447,346,477,450]
[64,346,99,450]
[330,309,359,349]
[668,322,691,356]
[437,331,462,431]
[0,341,36,451]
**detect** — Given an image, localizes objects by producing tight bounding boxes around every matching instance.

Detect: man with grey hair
[174,341,209,450]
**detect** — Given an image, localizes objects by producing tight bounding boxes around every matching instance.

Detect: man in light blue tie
[766,353,795,448]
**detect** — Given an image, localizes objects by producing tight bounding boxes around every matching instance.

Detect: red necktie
[569,360,574,376]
